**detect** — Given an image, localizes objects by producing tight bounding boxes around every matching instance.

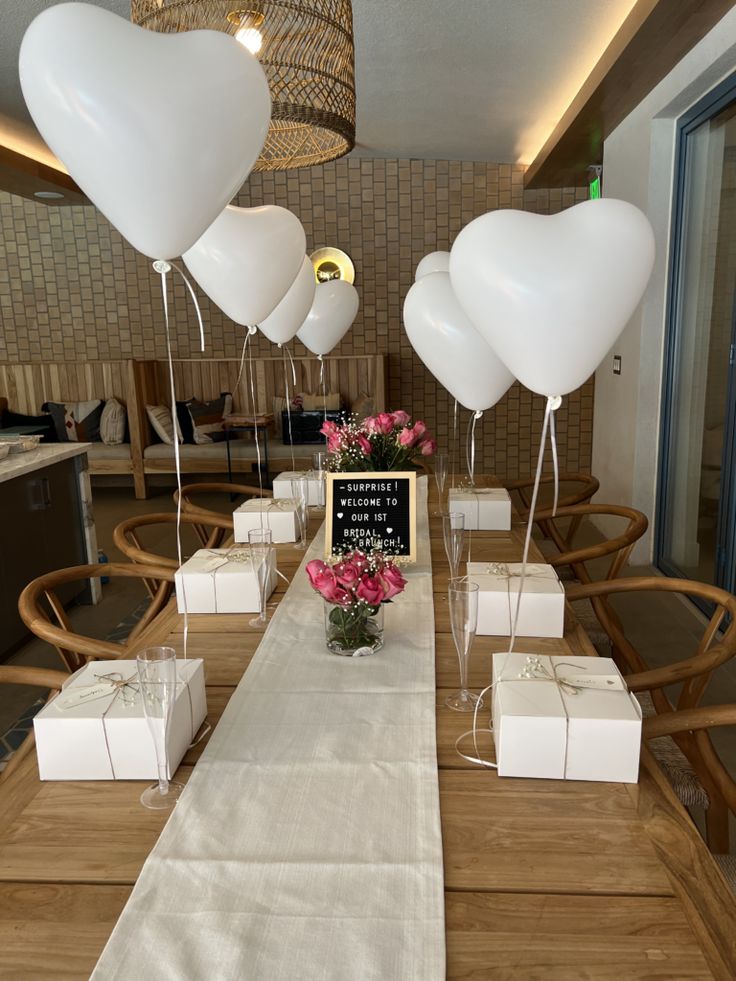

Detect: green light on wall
[588,165,602,200]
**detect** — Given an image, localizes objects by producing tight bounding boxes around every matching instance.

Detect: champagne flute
[136,646,184,810]
[291,476,309,550]
[248,527,273,627]
[442,511,465,580]
[312,451,327,512]
[433,450,448,515]
[445,579,482,712]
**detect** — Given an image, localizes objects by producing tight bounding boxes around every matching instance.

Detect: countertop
[0,443,91,485]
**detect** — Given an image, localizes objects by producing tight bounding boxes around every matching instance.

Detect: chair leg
[705,798,730,854]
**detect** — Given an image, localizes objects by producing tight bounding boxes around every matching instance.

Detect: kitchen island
[0,444,98,659]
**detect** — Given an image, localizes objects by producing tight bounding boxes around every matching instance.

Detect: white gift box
[233,498,299,543]
[467,562,564,637]
[448,488,511,531]
[175,548,277,614]
[273,470,325,507]
[34,659,207,781]
[492,653,642,783]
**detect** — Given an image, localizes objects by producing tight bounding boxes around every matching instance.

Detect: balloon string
[234,328,251,398]
[247,337,265,527]
[451,398,459,492]
[284,341,297,388]
[282,345,296,473]
[319,355,327,430]
[456,395,560,768]
[167,261,206,353]
[550,406,559,517]
[155,260,188,661]
[465,411,480,487]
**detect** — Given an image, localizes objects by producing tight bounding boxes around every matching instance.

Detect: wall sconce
[310,247,355,284]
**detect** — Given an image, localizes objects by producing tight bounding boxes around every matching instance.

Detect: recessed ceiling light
[34,190,65,200]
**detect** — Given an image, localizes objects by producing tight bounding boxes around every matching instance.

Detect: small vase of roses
[306,548,407,656]
[321,411,436,472]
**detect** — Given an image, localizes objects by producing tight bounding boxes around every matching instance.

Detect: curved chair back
[643,704,736,838]
[503,471,599,522]
[533,503,649,585]
[113,512,234,573]
[0,665,69,784]
[19,562,175,673]
[175,482,272,542]
[567,576,736,853]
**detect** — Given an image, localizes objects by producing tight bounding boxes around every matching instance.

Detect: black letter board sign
[325,471,417,561]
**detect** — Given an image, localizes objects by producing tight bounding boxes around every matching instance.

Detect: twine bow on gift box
[56,670,139,711]
[200,548,251,572]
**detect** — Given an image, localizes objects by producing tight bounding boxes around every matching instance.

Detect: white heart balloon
[259,256,316,345]
[415,251,450,280]
[450,199,655,397]
[403,273,514,412]
[183,206,305,326]
[19,3,271,260]
[297,281,359,357]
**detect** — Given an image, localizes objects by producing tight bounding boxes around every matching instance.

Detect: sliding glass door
[657,75,736,597]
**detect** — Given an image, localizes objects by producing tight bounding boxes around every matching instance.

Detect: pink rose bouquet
[320,410,435,472]
[306,549,408,653]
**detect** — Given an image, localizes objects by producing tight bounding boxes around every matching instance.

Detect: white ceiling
[1,0,638,170]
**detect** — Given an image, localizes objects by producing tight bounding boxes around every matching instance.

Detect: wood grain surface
[0,479,733,979]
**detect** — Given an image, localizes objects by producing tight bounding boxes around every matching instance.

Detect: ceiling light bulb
[235,25,263,54]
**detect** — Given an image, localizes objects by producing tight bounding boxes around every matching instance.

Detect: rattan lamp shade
[130,1,355,170]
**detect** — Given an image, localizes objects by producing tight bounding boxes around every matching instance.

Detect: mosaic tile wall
[0,159,591,477]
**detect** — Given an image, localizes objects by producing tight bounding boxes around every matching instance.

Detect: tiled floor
[2,480,735,850]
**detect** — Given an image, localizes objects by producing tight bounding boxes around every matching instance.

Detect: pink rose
[356,434,372,455]
[322,581,352,605]
[327,433,342,453]
[412,420,427,439]
[320,420,338,437]
[391,410,410,427]
[333,560,360,588]
[419,438,437,456]
[363,416,379,433]
[379,564,406,600]
[306,559,329,588]
[356,574,384,607]
[306,561,351,605]
[397,426,415,448]
[375,412,395,435]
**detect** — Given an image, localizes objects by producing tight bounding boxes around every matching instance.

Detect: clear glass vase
[324,600,384,657]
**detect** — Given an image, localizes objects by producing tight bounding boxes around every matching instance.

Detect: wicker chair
[113,512,234,573]
[567,576,736,854]
[18,563,175,673]
[174,481,272,543]
[533,503,649,652]
[503,472,599,537]
[643,705,736,892]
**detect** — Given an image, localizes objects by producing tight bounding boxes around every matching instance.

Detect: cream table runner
[93,477,445,980]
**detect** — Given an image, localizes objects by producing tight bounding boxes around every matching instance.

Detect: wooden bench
[0,354,388,499]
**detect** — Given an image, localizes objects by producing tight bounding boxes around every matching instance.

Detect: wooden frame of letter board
[324,471,417,562]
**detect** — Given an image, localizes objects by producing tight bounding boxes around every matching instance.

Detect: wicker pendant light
[130,1,355,171]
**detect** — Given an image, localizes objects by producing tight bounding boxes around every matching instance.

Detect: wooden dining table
[0,480,735,979]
